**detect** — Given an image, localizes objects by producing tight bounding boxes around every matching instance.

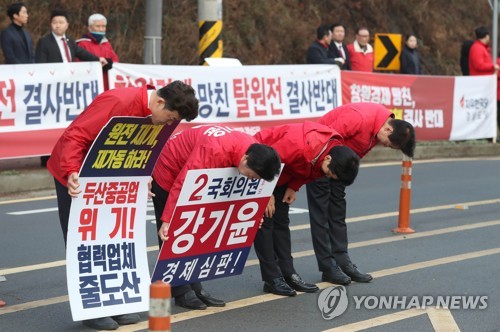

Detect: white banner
[152,166,281,286]
[66,176,151,321]
[65,117,176,321]
[450,75,497,140]
[109,63,342,124]
[0,62,103,133]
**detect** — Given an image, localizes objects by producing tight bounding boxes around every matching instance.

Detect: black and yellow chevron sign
[374,33,402,71]
[199,20,223,65]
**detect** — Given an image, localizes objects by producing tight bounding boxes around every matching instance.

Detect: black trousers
[497,100,500,130]
[151,179,202,298]
[54,178,72,246]
[306,177,352,273]
[253,184,296,282]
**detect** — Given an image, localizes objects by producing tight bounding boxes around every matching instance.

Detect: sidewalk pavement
[1,141,499,195]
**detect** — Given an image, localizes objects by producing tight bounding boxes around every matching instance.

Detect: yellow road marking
[2,243,500,328]
[3,217,500,276]
[103,247,500,331]
[427,307,461,332]
[0,195,56,205]
[325,308,426,332]
[0,296,68,315]
[324,307,461,332]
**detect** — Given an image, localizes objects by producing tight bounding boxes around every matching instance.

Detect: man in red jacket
[48,80,198,330]
[468,26,500,76]
[306,102,415,286]
[253,121,359,296]
[346,27,374,72]
[77,13,119,90]
[154,125,281,309]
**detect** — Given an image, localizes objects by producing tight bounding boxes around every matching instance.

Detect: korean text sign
[0,62,103,158]
[66,116,176,321]
[110,63,341,125]
[152,167,280,286]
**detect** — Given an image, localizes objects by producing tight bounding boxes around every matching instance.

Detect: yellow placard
[374,33,402,71]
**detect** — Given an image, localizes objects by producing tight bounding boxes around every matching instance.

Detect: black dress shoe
[175,289,207,310]
[111,313,141,325]
[82,317,119,330]
[322,266,352,285]
[341,263,373,283]
[263,277,297,296]
[284,273,319,293]
[195,289,226,307]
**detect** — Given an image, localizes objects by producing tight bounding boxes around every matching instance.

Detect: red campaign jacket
[347,42,374,72]
[76,34,119,90]
[47,86,152,186]
[76,34,119,62]
[318,103,393,158]
[152,125,256,223]
[469,40,495,75]
[497,58,500,101]
[254,121,343,192]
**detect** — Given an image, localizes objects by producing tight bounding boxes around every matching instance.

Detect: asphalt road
[1,157,500,332]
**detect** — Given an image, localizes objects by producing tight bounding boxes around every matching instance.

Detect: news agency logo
[317,286,349,320]
[317,286,488,320]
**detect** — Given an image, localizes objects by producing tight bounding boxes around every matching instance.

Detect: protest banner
[66,116,176,321]
[152,167,279,286]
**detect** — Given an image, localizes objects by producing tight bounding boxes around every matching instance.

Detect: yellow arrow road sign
[374,33,402,71]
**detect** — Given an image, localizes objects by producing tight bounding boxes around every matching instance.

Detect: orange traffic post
[0,299,5,307]
[393,155,415,234]
[149,280,171,332]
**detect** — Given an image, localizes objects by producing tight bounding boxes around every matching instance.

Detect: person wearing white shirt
[35,9,107,65]
[328,23,351,70]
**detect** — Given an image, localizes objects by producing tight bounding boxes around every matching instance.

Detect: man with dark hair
[306,102,415,286]
[35,8,109,167]
[253,122,359,296]
[1,2,34,64]
[460,39,474,76]
[154,125,281,309]
[468,26,499,75]
[306,24,337,64]
[48,81,198,330]
[329,23,351,70]
[35,9,107,64]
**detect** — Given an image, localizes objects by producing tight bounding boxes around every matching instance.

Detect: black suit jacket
[0,23,35,64]
[328,42,351,70]
[306,41,337,64]
[35,33,98,63]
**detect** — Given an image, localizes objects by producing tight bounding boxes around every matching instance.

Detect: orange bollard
[0,299,5,307]
[149,281,171,332]
[393,155,415,234]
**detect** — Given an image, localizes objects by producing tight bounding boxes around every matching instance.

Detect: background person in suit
[35,8,107,168]
[35,9,107,65]
[328,23,350,70]
[306,24,337,65]
[1,2,34,64]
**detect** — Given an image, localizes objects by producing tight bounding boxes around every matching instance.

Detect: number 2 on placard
[189,174,208,201]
